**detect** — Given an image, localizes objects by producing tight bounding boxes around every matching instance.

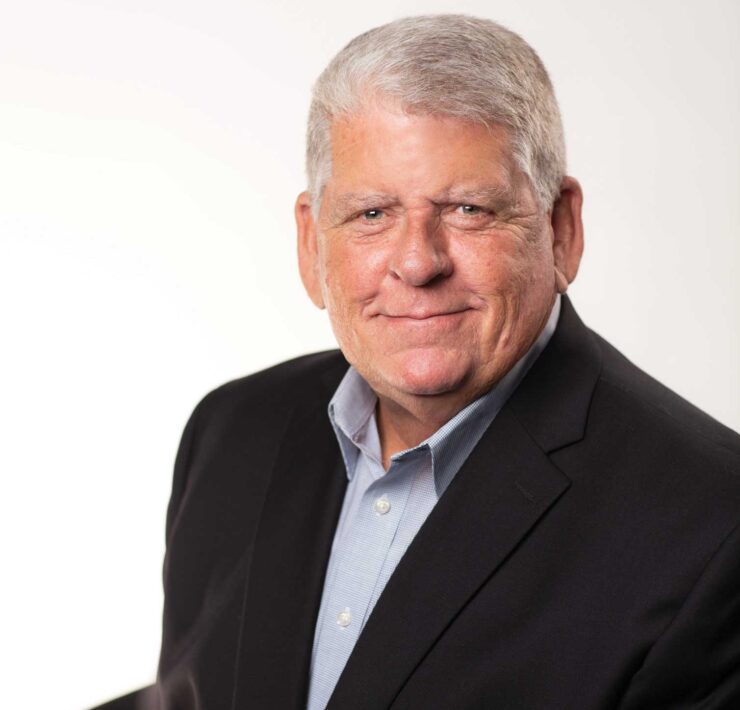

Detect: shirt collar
[329,295,562,496]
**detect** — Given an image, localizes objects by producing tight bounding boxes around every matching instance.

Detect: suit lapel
[326,407,570,710]
[327,297,602,710]
[232,363,348,710]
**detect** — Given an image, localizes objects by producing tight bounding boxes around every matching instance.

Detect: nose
[388,213,453,286]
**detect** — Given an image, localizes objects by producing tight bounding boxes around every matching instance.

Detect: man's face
[297,101,581,411]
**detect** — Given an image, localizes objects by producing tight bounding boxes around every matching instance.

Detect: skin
[296,99,584,468]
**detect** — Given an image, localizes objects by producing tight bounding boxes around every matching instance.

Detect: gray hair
[306,14,566,214]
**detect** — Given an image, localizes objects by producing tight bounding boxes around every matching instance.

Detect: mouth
[379,309,470,325]
[383,308,469,320]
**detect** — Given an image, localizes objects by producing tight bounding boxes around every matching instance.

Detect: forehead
[326,103,521,200]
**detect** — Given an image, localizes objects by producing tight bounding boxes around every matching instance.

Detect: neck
[375,388,479,469]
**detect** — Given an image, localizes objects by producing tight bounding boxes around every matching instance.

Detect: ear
[550,176,585,293]
[295,191,325,309]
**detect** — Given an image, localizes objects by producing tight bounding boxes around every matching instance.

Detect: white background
[1,1,738,708]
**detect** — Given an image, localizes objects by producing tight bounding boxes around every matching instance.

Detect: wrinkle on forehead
[322,104,538,224]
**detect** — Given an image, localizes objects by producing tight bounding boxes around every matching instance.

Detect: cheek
[454,235,553,295]
[322,245,386,302]
[452,241,525,295]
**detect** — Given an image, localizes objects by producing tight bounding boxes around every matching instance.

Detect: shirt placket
[308,457,417,706]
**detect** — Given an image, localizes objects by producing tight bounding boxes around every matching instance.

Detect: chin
[382,348,471,397]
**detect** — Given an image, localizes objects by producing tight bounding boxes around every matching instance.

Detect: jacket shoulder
[163,350,348,544]
[590,329,740,461]
[194,349,348,423]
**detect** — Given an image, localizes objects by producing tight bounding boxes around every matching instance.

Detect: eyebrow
[438,185,518,207]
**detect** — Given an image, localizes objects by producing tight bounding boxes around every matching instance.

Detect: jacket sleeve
[163,394,208,551]
[616,520,740,710]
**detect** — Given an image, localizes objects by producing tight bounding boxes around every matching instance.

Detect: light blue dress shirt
[306,296,561,710]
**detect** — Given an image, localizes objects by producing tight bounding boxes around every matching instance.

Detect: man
[97,14,740,710]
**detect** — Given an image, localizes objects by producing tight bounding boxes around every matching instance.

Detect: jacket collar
[507,295,602,452]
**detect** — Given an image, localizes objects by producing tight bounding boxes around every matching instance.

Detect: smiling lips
[380,308,470,321]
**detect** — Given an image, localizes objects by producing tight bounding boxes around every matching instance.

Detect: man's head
[296,14,584,418]
[306,14,567,216]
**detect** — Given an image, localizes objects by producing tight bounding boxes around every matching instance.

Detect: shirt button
[337,608,352,627]
[374,496,391,515]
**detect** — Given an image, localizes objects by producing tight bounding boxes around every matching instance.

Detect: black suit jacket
[95,298,740,710]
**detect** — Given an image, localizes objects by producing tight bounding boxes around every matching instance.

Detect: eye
[458,204,483,215]
[446,203,497,230]
[362,209,385,220]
